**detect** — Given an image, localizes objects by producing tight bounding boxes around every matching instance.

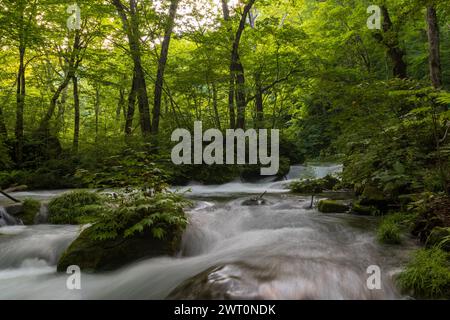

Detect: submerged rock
[241,197,269,206]
[318,200,349,213]
[57,225,182,272]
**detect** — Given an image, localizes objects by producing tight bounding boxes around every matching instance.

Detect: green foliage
[0,170,28,189]
[377,217,402,245]
[0,139,11,170]
[48,191,104,225]
[290,175,340,194]
[397,248,450,299]
[75,147,169,190]
[20,199,41,225]
[89,191,189,241]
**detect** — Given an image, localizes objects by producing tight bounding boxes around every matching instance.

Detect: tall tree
[112,0,152,137]
[222,0,236,129]
[8,0,38,164]
[72,75,80,152]
[38,29,84,133]
[229,0,256,129]
[374,6,408,79]
[426,4,442,88]
[152,0,179,136]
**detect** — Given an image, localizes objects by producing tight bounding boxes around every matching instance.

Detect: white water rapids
[0,164,415,299]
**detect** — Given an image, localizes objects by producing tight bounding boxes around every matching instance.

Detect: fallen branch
[0,190,21,203]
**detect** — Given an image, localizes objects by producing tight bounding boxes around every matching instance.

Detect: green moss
[20,199,41,225]
[318,200,349,213]
[377,217,402,244]
[57,192,189,272]
[397,248,450,299]
[352,203,377,216]
[48,191,104,225]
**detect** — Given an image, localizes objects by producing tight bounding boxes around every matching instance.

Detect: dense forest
[1,0,450,300]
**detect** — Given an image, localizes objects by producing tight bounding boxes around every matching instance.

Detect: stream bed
[0,165,416,299]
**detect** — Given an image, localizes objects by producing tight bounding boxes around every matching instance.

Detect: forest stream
[0,164,416,299]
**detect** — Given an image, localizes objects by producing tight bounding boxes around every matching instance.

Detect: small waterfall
[0,206,22,227]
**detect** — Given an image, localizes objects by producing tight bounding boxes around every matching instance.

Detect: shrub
[48,191,104,224]
[397,248,450,299]
[291,175,340,194]
[377,218,402,244]
[89,191,189,241]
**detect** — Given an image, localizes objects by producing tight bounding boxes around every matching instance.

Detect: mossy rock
[351,202,378,216]
[19,199,41,225]
[57,225,182,273]
[48,191,104,225]
[318,200,349,213]
[426,227,450,251]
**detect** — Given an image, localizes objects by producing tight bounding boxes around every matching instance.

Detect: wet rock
[318,200,349,213]
[4,200,41,225]
[167,264,264,300]
[57,225,182,273]
[241,197,269,206]
[351,202,377,216]
[4,203,23,216]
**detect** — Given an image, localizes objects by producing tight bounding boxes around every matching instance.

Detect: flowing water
[0,164,415,300]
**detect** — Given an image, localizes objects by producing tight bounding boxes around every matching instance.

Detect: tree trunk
[255,72,264,128]
[95,85,100,143]
[113,0,152,137]
[15,46,26,164]
[125,75,137,137]
[229,0,256,129]
[426,5,442,89]
[152,0,179,136]
[379,6,407,79]
[72,76,80,152]
[116,88,125,121]
[0,107,7,140]
[212,82,221,130]
[39,30,81,133]
[222,0,236,129]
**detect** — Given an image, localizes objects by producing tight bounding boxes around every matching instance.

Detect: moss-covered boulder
[57,225,182,272]
[351,202,378,216]
[426,227,450,251]
[57,191,189,272]
[318,200,349,213]
[48,191,104,224]
[19,199,41,225]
